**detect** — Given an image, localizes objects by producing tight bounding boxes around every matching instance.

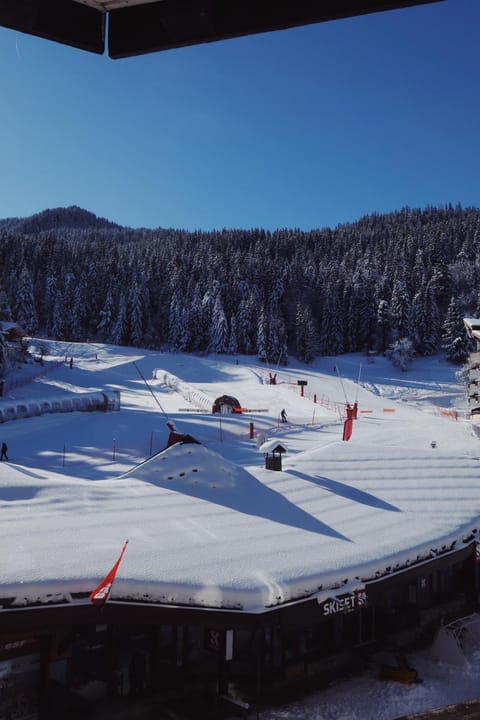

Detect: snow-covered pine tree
[168,291,187,351]
[441,297,470,363]
[0,290,13,322]
[14,267,38,334]
[410,285,440,356]
[376,299,390,353]
[97,291,115,342]
[390,280,411,342]
[208,295,229,354]
[387,337,414,371]
[295,303,317,362]
[128,280,144,347]
[0,332,6,378]
[256,308,268,363]
[319,283,344,356]
[43,275,58,337]
[237,289,259,355]
[50,288,65,340]
[111,293,128,346]
[228,314,238,356]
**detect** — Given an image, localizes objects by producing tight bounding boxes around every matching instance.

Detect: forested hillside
[0,204,478,364]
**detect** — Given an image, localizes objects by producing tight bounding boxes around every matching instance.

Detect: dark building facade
[0,540,477,719]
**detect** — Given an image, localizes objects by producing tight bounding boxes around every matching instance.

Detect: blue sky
[0,0,478,231]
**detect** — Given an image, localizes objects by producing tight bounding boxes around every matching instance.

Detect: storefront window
[0,652,40,720]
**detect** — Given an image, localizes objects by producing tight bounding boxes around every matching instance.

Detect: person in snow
[0,442,8,461]
[281,409,287,423]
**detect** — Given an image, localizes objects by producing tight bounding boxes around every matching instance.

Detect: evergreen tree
[185,287,204,352]
[237,291,258,355]
[376,299,390,353]
[0,332,6,377]
[50,288,65,340]
[441,297,470,363]
[128,280,144,346]
[429,257,452,314]
[390,280,411,341]
[208,295,229,354]
[387,337,414,371]
[319,283,344,356]
[266,313,288,366]
[295,303,317,362]
[0,290,12,322]
[228,314,238,356]
[43,275,58,336]
[14,267,38,334]
[256,308,268,363]
[111,294,129,346]
[97,291,115,341]
[359,292,378,352]
[410,285,439,356]
[168,291,187,351]
[61,273,77,339]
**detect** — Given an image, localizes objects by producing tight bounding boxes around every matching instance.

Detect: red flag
[343,418,353,441]
[90,540,129,606]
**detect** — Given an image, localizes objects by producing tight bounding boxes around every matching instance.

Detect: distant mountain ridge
[0,206,121,234]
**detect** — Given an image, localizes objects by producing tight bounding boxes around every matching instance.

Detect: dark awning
[0,0,444,59]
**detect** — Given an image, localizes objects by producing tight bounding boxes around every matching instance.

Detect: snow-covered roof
[259,439,288,454]
[0,342,478,614]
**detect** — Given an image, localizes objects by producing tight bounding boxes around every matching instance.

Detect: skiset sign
[320,589,367,617]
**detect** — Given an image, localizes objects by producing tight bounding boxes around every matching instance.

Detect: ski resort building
[1,431,479,719]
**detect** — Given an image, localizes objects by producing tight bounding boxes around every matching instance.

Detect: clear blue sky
[0,0,478,231]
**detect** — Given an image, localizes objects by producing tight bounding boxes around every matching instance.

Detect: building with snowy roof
[1,427,479,717]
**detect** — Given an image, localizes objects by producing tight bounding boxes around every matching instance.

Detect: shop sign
[321,592,360,617]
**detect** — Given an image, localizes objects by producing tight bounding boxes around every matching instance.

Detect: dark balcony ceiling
[0,0,444,59]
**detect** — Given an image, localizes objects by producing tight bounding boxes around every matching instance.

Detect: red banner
[90,540,129,606]
[343,418,353,441]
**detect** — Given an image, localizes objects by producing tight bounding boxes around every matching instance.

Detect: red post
[301,385,304,397]
[249,422,254,439]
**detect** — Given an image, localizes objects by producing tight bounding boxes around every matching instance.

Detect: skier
[281,409,287,423]
[0,442,8,461]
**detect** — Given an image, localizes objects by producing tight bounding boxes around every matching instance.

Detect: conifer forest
[0,203,478,365]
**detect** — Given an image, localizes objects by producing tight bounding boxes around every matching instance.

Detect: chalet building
[0,541,476,719]
[1,427,479,719]
[463,319,480,418]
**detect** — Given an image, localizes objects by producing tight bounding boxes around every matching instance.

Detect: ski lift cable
[355,364,362,404]
[274,350,283,373]
[132,361,169,420]
[334,364,350,406]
